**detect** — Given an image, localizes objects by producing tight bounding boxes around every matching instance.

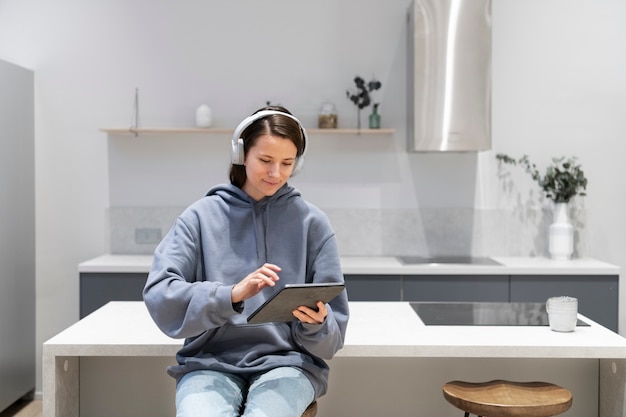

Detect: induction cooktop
[410,302,589,326]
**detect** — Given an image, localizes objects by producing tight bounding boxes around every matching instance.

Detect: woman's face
[242,134,298,201]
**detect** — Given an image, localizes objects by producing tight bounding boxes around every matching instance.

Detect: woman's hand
[231,263,281,303]
[293,300,327,325]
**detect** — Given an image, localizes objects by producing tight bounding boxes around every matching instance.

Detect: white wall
[1,0,625,394]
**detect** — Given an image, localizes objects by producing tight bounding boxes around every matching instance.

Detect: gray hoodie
[143,183,349,398]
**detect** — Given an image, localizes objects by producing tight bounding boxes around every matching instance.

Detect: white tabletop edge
[43,301,626,359]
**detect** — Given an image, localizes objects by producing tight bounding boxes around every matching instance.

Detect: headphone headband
[231,110,307,175]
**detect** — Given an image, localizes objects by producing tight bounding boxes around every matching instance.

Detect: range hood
[407,0,491,152]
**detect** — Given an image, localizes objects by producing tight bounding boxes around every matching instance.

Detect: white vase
[195,104,212,128]
[549,202,574,260]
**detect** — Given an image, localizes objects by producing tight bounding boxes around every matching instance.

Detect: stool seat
[442,380,572,417]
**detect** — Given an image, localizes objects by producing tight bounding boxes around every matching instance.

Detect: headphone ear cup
[231,138,245,165]
[291,155,304,177]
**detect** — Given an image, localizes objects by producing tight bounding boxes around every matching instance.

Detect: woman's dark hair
[229,105,305,188]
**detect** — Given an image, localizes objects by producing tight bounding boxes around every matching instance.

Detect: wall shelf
[100,127,395,136]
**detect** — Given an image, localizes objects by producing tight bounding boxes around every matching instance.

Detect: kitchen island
[44,301,626,417]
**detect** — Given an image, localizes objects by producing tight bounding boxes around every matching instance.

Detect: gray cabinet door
[510,275,618,332]
[344,275,402,301]
[80,273,148,318]
[403,275,509,302]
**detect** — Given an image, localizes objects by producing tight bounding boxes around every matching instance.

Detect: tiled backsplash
[109,206,588,258]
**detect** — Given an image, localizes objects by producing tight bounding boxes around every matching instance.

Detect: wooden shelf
[307,128,395,135]
[100,127,232,135]
[100,127,395,136]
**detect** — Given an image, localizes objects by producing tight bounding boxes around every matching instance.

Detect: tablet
[247,282,345,324]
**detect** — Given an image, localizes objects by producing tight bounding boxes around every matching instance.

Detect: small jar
[318,102,338,129]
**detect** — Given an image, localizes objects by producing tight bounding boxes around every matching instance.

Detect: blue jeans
[175,367,315,417]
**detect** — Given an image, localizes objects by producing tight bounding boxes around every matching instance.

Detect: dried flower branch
[346,76,382,110]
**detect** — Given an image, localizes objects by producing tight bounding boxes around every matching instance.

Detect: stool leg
[463,411,483,417]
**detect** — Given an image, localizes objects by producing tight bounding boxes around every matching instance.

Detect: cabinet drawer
[80,272,148,318]
[344,275,402,301]
[403,275,509,302]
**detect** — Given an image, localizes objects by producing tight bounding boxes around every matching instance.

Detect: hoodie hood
[205,183,302,262]
[206,183,301,206]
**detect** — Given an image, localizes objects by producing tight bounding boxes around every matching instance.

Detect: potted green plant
[495,154,587,203]
[495,154,588,260]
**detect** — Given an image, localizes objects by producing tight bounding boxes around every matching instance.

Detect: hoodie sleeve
[292,231,349,359]
[143,215,238,339]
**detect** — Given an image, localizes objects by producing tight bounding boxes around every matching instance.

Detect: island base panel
[76,357,598,417]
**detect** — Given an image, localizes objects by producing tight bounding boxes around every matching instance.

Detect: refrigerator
[0,58,35,410]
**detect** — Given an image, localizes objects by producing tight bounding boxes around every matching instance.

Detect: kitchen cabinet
[344,275,508,302]
[80,272,619,330]
[343,275,402,301]
[80,273,401,316]
[511,275,618,333]
[78,255,620,331]
[403,275,508,302]
[80,273,147,318]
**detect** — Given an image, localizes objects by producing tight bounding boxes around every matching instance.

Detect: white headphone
[231,110,307,176]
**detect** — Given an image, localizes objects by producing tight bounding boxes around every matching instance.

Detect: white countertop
[43,301,626,359]
[78,254,620,275]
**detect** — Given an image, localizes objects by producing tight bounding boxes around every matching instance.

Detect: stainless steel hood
[407,0,491,152]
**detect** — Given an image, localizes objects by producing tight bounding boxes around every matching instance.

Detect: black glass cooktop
[410,302,589,326]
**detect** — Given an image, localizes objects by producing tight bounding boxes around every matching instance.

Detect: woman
[143,105,349,417]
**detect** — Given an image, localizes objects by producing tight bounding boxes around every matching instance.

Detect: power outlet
[135,227,162,244]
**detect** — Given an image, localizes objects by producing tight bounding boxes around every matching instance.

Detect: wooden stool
[442,380,572,417]
[238,401,316,416]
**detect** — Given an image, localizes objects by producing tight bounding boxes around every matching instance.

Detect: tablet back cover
[247,283,345,324]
